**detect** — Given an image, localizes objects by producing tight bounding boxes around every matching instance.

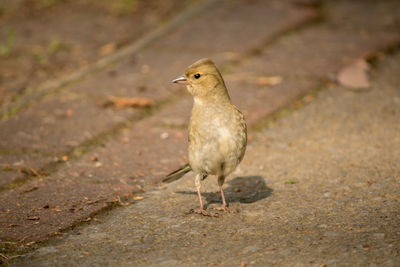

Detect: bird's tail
[162,163,192,183]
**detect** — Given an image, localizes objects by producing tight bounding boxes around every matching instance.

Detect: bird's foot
[213,205,238,213]
[187,208,219,217]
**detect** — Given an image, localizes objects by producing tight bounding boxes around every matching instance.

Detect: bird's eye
[194,73,201,79]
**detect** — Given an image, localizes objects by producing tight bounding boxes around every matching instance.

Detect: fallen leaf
[133,196,144,200]
[141,65,150,74]
[65,109,73,116]
[302,95,314,103]
[337,59,370,89]
[80,60,89,68]
[19,167,39,177]
[103,97,154,108]
[2,163,16,171]
[19,167,49,177]
[160,132,169,139]
[99,43,116,56]
[13,160,24,166]
[257,76,283,86]
[20,186,38,194]
[27,216,40,220]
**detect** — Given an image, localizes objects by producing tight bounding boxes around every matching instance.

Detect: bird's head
[173,58,229,99]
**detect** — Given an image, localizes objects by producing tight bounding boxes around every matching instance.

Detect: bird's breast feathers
[188,106,246,175]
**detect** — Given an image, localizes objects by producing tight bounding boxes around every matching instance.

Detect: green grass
[111,0,139,14]
[0,27,15,57]
[35,0,69,9]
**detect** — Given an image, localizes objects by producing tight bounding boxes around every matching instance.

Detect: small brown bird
[163,58,247,216]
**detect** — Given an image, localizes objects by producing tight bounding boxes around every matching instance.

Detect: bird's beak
[172,75,188,84]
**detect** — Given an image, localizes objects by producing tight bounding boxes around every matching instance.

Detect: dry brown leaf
[19,167,39,177]
[257,76,283,86]
[20,186,38,194]
[337,59,370,89]
[65,109,73,116]
[90,155,98,162]
[141,65,150,74]
[99,43,116,56]
[2,163,16,171]
[19,167,49,177]
[103,97,154,108]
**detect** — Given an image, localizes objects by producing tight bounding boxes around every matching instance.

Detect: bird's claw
[187,208,219,217]
[212,206,238,213]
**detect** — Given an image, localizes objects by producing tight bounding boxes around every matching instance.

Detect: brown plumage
[163,58,247,216]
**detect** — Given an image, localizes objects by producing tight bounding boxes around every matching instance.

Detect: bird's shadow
[176,176,273,207]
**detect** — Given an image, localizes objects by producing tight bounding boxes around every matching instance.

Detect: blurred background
[0,0,197,109]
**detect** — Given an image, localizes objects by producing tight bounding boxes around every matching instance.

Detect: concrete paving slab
[1,0,400,262]
[54,119,189,187]
[154,0,317,54]
[0,0,318,162]
[0,179,137,242]
[0,91,136,155]
[11,51,400,266]
[0,153,54,190]
[0,0,320,249]
[0,0,196,111]
[236,0,400,80]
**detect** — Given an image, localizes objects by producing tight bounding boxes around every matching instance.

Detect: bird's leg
[195,174,205,211]
[217,175,229,212]
[214,175,237,213]
[220,186,229,211]
[192,174,218,217]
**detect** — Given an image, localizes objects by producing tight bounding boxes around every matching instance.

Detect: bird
[162,58,247,216]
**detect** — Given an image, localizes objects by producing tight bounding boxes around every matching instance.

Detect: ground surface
[0,0,399,265]
[0,0,195,110]
[10,45,400,267]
